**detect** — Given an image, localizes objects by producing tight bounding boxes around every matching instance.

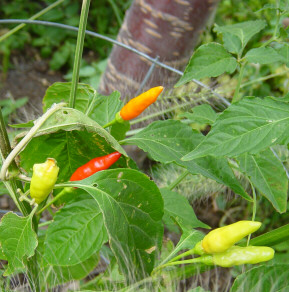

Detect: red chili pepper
[119,86,164,121]
[70,152,122,181]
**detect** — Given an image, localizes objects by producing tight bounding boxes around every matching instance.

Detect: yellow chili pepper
[201,221,261,253]
[212,246,274,267]
[30,158,59,204]
[119,86,164,120]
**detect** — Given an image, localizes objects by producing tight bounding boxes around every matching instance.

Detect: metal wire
[0,19,230,106]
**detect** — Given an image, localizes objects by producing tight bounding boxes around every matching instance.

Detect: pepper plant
[0,1,289,291]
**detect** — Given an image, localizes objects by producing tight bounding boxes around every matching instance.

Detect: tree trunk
[99,0,220,97]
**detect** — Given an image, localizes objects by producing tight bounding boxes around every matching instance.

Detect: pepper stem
[102,118,117,129]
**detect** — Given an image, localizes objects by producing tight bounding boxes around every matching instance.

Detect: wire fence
[0,19,230,106]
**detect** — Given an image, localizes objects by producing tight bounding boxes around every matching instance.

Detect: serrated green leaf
[182,97,289,161]
[238,149,288,213]
[179,104,217,126]
[161,188,209,230]
[0,246,7,260]
[122,120,250,200]
[43,82,96,113]
[222,32,242,54]
[45,253,99,288]
[245,47,283,64]
[0,212,38,276]
[110,120,130,141]
[18,108,129,181]
[230,265,289,292]
[88,91,123,126]
[44,198,107,266]
[214,20,267,55]
[175,43,237,87]
[244,224,289,247]
[70,169,164,282]
[276,44,289,66]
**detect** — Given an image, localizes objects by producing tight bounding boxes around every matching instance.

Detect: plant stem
[168,170,190,191]
[38,220,53,228]
[102,119,117,129]
[261,2,281,48]
[0,108,32,216]
[107,0,123,26]
[37,187,74,215]
[0,112,40,291]
[0,108,18,175]
[232,61,247,103]
[247,180,257,246]
[0,0,65,43]
[0,102,65,181]
[153,256,208,275]
[69,0,91,108]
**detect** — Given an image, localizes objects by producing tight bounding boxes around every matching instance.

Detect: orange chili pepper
[119,86,164,120]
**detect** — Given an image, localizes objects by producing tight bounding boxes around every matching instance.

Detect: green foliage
[0,212,37,276]
[1,0,289,291]
[230,265,289,292]
[43,198,107,266]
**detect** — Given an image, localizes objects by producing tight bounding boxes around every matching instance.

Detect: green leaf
[18,108,129,182]
[0,212,37,276]
[122,120,250,200]
[0,247,7,260]
[214,20,267,55]
[222,33,242,55]
[161,188,208,230]
[180,158,252,201]
[45,253,99,288]
[44,198,107,266]
[110,120,130,141]
[230,265,289,292]
[238,149,288,213]
[73,169,164,282]
[244,224,289,247]
[88,91,123,127]
[245,47,283,64]
[276,44,289,66]
[122,120,200,164]
[179,104,217,126]
[175,43,237,87]
[43,82,96,113]
[182,97,289,161]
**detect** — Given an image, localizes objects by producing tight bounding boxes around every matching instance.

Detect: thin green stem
[0,107,32,216]
[261,2,281,48]
[37,187,74,215]
[247,180,257,246]
[102,118,117,129]
[232,62,247,103]
[0,102,65,181]
[69,0,91,108]
[0,0,65,43]
[0,108,18,175]
[153,256,209,275]
[168,170,190,191]
[38,220,53,228]
[107,0,123,26]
